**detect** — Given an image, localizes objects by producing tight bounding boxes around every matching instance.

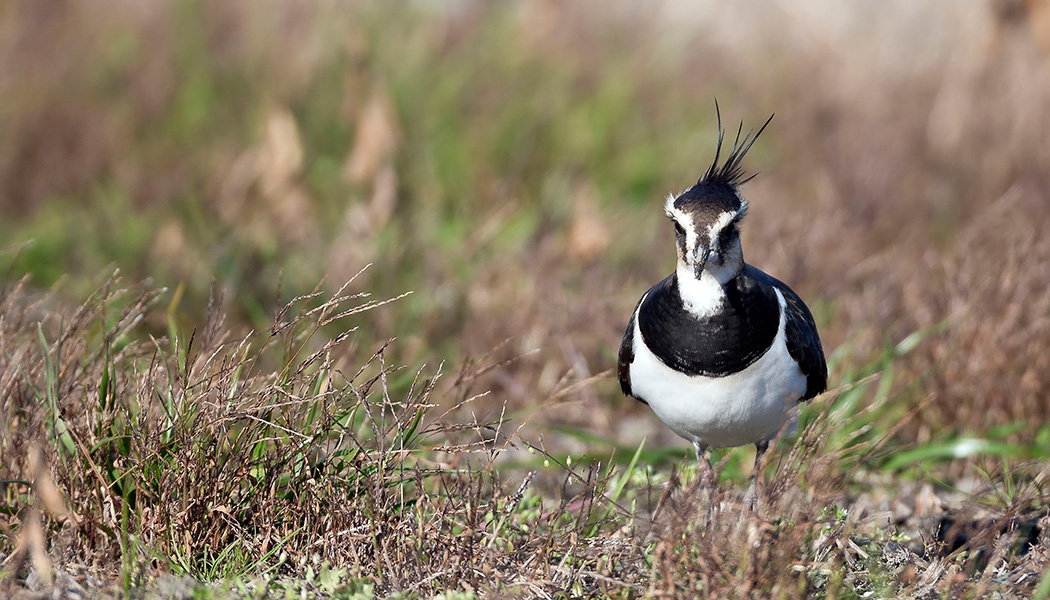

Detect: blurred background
[3,0,1050,463]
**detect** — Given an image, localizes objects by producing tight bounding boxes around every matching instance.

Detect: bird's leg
[693,441,716,497]
[693,441,717,524]
[744,440,769,512]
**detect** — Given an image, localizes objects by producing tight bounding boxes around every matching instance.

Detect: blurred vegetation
[4,0,1050,597]
[4,0,1050,448]
[2,2,718,340]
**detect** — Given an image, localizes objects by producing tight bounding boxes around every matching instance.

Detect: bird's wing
[617,294,646,402]
[746,266,828,400]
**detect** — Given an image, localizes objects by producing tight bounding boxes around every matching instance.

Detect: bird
[617,109,827,510]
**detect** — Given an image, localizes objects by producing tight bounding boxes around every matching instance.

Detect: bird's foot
[743,477,759,513]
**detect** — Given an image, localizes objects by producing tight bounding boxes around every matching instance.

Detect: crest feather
[697,101,773,190]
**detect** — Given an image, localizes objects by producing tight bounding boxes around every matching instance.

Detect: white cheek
[707,211,736,241]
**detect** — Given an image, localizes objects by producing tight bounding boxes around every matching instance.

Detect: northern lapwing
[617,110,827,510]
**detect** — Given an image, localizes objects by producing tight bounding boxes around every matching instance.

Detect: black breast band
[637,271,781,377]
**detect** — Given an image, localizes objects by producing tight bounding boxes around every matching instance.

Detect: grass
[4,0,1050,597]
[3,271,1048,598]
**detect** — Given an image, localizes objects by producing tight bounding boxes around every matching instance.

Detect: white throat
[676,263,727,318]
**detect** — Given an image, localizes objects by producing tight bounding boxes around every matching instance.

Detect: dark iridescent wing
[617,295,645,403]
[748,267,827,400]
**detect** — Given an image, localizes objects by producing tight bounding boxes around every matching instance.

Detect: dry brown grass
[0,273,657,597]
[2,273,1049,596]
[637,393,1050,600]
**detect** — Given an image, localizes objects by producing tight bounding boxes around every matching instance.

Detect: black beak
[693,246,710,279]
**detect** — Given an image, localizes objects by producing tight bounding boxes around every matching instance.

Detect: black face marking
[636,269,781,377]
[716,222,737,250]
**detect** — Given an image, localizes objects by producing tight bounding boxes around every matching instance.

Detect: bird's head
[665,108,772,283]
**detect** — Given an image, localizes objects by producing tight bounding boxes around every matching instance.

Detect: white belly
[629,289,806,449]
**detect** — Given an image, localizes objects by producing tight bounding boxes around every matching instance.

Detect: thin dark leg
[693,440,716,523]
[693,441,715,496]
[744,440,769,512]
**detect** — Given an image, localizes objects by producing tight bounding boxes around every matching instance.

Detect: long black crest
[697,101,774,190]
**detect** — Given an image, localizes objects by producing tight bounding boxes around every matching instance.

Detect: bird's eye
[719,224,736,244]
[674,222,686,237]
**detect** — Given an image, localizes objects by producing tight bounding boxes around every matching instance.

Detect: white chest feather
[629,288,806,448]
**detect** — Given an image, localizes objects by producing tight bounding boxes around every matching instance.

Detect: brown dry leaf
[259,107,304,199]
[270,185,318,246]
[214,106,318,245]
[259,108,318,244]
[568,183,610,262]
[29,447,69,524]
[151,218,196,278]
[25,509,52,588]
[328,163,399,283]
[344,84,400,185]
[369,162,398,229]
